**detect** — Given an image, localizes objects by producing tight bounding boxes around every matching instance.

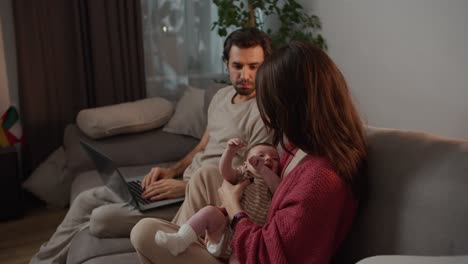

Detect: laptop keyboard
[127,180,153,205]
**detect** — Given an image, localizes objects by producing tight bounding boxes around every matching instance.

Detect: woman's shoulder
[280,157,356,214]
[290,156,348,193]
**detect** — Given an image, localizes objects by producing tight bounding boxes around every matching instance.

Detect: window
[140,0,225,100]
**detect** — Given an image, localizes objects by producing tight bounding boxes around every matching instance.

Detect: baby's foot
[155,224,197,256]
[206,234,225,257]
[155,231,187,256]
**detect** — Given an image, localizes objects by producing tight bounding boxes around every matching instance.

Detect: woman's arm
[230,164,357,264]
[260,168,281,194]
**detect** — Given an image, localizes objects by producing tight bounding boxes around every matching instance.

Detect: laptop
[80,140,184,211]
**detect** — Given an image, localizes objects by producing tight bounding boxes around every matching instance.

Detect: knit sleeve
[231,162,355,264]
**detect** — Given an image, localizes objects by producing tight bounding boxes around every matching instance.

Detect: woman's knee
[130,218,157,250]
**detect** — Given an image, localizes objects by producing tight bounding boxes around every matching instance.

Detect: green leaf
[212,0,326,50]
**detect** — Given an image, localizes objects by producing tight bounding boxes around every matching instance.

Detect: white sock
[206,234,225,257]
[155,224,198,256]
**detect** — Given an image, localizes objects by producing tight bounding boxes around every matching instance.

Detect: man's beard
[234,81,255,96]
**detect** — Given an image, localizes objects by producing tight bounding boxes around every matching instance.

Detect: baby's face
[246,145,280,174]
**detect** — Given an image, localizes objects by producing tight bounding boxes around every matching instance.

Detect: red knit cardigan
[231,148,358,264]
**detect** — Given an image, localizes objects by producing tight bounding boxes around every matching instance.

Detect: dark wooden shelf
[0,146,24,221]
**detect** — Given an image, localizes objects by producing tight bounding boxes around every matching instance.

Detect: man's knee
[189,165,221,187]
[89,203,139,238]
[89,205,129,237]
[89,206,111,237]
[67,188,103,217]
[72,188,95,205]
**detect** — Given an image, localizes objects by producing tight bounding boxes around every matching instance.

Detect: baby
[155,138,281,259]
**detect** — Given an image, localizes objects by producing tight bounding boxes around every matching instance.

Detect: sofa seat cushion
[357,255,468,264]
[67,227,135,264]
[81,252,139,264]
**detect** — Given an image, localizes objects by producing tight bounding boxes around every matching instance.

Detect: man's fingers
[142,175,149,189]
[142,185,160,198]
[140,175,147,188]
[150,192,169,201]
[142,168,166,189]
[142,180,172,198]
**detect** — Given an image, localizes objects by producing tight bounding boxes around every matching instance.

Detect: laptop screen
[80,141,133,204]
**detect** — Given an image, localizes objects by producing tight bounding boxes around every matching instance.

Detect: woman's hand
[218,179,251,220]
[246,155,267,177]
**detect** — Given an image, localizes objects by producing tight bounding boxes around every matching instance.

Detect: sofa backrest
[333,126,468,263]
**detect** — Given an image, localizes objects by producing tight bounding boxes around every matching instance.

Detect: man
[30,27,272,264]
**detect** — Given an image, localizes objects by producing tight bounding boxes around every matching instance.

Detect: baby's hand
[226,138,246,153]
[247,155,266,175]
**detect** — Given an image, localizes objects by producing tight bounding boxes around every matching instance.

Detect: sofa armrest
[63,124,198,174]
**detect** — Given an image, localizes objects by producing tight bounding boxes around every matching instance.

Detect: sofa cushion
[81,252,139,264]
[163,84,225,139]
[163,86,207,139]
[63,125,198,175]
[357,255,468,264]
[22,147,72,208]
[77,97,174,139]
[67,227,135,264]
[334,126,468,263]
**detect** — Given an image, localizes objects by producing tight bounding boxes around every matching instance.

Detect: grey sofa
[62,122,468,263]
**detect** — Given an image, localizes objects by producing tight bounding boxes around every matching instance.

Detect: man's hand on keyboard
[141,179,187,201]
[141,167,177,190]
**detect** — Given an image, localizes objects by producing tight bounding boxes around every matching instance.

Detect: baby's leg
[189,206,228,257]
[188,206,227,244]
[155,205,227,256]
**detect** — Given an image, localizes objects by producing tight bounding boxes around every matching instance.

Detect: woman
[130,41,367,263]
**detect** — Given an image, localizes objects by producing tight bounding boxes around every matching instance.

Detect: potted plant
[212,0,326,50]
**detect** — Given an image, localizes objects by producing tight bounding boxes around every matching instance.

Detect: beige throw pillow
[163,86,206,139]
[22,147,71,208]
[76,97,174,139]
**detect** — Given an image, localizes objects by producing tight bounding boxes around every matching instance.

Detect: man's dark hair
[222,27,272,62]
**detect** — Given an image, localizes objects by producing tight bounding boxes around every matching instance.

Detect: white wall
[303,0,468,139]
[0,0,19,114]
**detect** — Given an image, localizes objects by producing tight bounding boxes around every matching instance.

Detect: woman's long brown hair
[256,41,367,197]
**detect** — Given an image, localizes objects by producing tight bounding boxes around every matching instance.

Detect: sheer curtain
[140,0,225,100]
